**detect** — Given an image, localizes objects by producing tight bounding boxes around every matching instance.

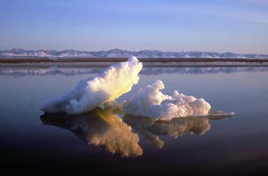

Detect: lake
[1,64,268,175]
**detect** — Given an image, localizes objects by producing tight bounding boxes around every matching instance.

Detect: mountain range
[1,48,268,59]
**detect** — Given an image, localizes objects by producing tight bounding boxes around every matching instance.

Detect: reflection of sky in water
[1,66,268,173]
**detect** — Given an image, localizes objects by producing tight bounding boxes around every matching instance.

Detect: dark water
[1,65,268,175]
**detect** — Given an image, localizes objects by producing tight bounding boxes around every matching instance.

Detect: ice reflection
[123,115,231,148]
[41,108,231,156]
[41,107,142,157]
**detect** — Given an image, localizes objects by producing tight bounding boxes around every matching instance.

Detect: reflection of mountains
[41,108,231,157]
[141,66,268,75]
[0,67,104,77]
[2,66,268,77]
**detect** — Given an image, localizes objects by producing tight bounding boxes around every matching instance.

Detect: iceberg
[42,56,233,120]
[42,56,143,115]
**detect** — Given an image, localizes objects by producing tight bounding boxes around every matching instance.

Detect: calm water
[1,65,268,175]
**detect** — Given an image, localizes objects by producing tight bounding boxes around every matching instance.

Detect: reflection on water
[41,107,143,157]
[1,65,268,77]
[41,107,231,157]
[124,114,231,149]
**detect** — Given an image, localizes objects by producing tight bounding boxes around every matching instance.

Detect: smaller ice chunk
[123,80,211,120]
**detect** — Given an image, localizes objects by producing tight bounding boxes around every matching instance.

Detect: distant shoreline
[1,57,268,68]
[1,57,268,64]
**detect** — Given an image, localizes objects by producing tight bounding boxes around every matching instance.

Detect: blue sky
[0,0,268,54]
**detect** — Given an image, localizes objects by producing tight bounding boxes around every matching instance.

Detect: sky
[0,0,268,54]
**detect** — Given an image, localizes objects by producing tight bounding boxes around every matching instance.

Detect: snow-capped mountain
[0,48,268,59]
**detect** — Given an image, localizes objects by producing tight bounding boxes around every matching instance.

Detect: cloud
[111,1,268,25]
[242,0,268,7]
[216,9,268,24]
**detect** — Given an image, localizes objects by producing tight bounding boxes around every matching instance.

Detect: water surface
[1,64,268,175]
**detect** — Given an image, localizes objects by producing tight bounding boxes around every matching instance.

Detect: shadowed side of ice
[40,107,142,157]
[41,56,143,115]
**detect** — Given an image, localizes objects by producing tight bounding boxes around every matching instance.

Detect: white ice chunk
[123,80,211,120]
[41,56,143,115]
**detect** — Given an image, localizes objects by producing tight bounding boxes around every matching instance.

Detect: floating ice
[41,56,143,115]
[123,80,211,120]
[208,110,235,119]
[41,56,233,119]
